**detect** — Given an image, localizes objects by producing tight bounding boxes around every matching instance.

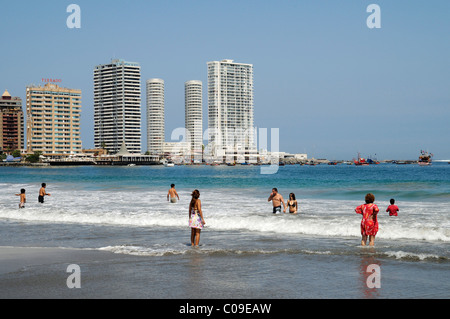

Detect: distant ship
[418,150,433,166]
[353,153,379,166]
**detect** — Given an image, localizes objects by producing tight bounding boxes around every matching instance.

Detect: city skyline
[1,1,449,160]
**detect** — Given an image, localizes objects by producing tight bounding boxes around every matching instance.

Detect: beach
[0,164,449,299]
[1,242,448,299]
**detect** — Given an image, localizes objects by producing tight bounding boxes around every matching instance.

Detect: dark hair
[190,190,200,208]
[365,193,375,204]
[390,198,395,204]
[289,193,296,200]
[272,188,278,192]
[171,184,175,188]
[191,189,200,199]
[41,183,46,187]
[20,189,25,194]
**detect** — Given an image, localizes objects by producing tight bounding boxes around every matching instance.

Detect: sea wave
[0,203,448,243]
[93,245,449,263]
[383,250,447,261]
[95,244,334,257]
[0,186,449,244]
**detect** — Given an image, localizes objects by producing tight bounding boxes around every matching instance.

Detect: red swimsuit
[355,203,379,236]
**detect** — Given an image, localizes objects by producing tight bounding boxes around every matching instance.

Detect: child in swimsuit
[16,189,26,209]
[386,198,399,216]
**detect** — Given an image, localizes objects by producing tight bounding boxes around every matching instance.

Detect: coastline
[1,245,448,299]
[1,164,448,299]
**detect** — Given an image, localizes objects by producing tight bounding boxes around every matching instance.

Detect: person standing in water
[15,189,26,209]
[355,193,379,246]
[285,193,298,214]
[189,189,205,247]
[167,184,180,203]
[268,188,286,214]
[38,183,51,203]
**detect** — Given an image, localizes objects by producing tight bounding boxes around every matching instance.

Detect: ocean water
[0,163,449,298]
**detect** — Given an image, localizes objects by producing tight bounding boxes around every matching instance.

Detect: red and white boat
[418,150,433,166]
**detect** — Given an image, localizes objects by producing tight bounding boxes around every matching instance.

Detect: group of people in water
[267,187,400,247]
[15,183,50,209]
[14,183,400,248]
[168,185,400,248]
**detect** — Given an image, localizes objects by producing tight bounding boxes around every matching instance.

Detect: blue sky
[1,0,449,160]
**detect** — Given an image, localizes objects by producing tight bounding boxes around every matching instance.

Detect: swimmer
[167,184,180,203]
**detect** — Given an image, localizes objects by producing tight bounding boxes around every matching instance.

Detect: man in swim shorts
[167,184,180,203]
[268,188,286,214]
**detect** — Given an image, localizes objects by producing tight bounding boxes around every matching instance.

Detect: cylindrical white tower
[185,80,203,163]
[146,79,165,156]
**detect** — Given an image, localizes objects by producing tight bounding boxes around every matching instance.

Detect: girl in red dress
[355,193,379,246]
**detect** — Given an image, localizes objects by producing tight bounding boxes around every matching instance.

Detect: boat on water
[353,153,379,166]
[366,158,380,164]
[353,153,369,166]
[162,159,175,167]
[418,150,433,166]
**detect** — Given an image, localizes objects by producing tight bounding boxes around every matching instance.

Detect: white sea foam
[1,185,449,243]
[95,244,334,257]
[384,250,445,261]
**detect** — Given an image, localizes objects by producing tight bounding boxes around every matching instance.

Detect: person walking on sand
[268,188,286,214]
[285,193,298,214]
[189,189,205,247]
[167,184,180,203]
[386,198,399,216]
[15,189,26,209]
[38,183,51,203]
[355,193,379,246]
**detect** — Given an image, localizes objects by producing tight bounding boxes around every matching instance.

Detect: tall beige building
[26,83,82,155]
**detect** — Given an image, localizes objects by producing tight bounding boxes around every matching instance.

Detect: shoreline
[1,245,448,299]
[1,160,441,167]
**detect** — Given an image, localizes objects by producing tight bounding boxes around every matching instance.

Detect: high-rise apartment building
[26,83,82,155]
[146,78,165,156]
[94,59,141,154]
[207,59,256,162]
[185,80,203,162]
[0,90,24,153]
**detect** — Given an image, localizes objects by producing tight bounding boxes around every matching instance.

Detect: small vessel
[354,153,379,165]
[353,153,369,166]
[418,150,433,166]
[163,160,175,167]
[366,157,380,164]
